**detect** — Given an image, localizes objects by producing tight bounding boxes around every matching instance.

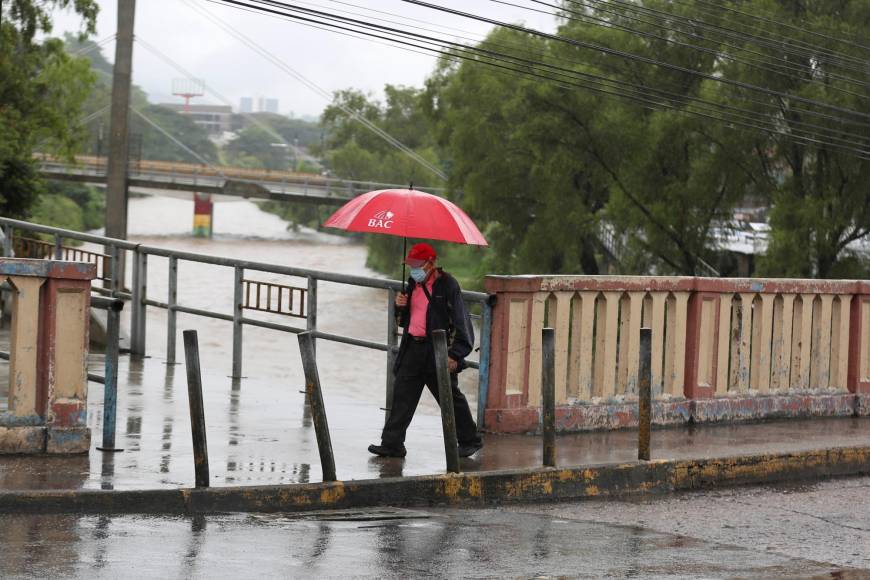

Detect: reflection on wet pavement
[0,508,859,579]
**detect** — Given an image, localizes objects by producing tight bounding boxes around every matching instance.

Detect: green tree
[1,0,98,217]
[710,1,870,278]
[425,0,870,279]
[225,125,290,170]
[131,104,218,164]
[320,86,442,185]
[64,36,217,165]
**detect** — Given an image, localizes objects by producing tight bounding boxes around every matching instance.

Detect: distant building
[259,97,279,114]
[238,96,280,115]
[161,103,233,134]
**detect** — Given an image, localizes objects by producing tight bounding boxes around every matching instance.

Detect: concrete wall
[484,275,870,433]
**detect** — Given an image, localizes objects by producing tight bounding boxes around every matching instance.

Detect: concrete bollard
[638,327,652,461]
[542,327,556,467]
[182,330,210,488]
[298,331,337,482]
[95,297,125,452]
[433,329,460,474]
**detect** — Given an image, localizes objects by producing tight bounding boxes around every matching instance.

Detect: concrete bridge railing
[0,259,95,453]
[484,275,870,432]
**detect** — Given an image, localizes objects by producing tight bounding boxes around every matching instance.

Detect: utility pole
[105,0,136,286]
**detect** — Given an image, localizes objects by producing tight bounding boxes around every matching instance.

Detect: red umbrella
[323,188,488,246]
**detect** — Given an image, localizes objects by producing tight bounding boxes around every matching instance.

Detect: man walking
[368,242,483,458]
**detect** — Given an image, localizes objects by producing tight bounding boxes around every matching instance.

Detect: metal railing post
[384,287,397,423]
[108,245,121,296]
[183,330,210,488]
[130,249,140,350]
[638,327,652,461]
[54,235,63,260]
[542,327,556,467]
[298,331,337,482]
[307,276,318,353]
[166,256,178,365]
[231,266,244,378]
[130,250,148,355]
[433,329,460,474]
[97,299,124,452]
[477,297,494,429]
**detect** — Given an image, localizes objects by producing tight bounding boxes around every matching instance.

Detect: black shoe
[458,442,483,458]
[368,443,407,458]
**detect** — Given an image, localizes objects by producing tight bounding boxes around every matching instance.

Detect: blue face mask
[410,267,428,283]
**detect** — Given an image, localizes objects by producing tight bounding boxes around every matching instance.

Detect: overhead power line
[255,0,870,137]
[69,34,116,57]
[135,35,321,169]
[210,0,870,158]
[674,0,870,56]
[394,0,870,122]
[188,0,449,182]
[532,0,870,99]
[573,0,870,75]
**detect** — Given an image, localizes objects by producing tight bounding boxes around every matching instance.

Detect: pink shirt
[408,276,434,337]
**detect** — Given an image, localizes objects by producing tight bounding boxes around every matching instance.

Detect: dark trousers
[381,339,481,447]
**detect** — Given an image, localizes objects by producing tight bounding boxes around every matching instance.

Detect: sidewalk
[2,353,869,494]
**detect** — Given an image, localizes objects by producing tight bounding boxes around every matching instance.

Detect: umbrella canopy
[323,188,487,246]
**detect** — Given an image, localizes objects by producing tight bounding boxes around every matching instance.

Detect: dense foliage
[319,0,870,281]
[0,0,98,217]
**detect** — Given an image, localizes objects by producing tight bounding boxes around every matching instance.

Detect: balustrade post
[684,290,720,400]
[848,285,870,415]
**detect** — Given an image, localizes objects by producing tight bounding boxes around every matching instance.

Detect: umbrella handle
[401,237,406,294]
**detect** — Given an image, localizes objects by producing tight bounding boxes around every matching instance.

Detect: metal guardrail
[0,217,494,425]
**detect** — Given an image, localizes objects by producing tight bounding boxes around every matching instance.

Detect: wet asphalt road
[1,477,868,579]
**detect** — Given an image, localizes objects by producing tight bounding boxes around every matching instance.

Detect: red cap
[404,242,437,267]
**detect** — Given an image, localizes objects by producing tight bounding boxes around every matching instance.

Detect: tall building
[258,97,279,114]
[239,97,253,113]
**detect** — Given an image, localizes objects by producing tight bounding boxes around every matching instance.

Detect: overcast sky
[51,0,558,120]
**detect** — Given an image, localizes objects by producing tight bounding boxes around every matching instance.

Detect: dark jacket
[394,268,474,373]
